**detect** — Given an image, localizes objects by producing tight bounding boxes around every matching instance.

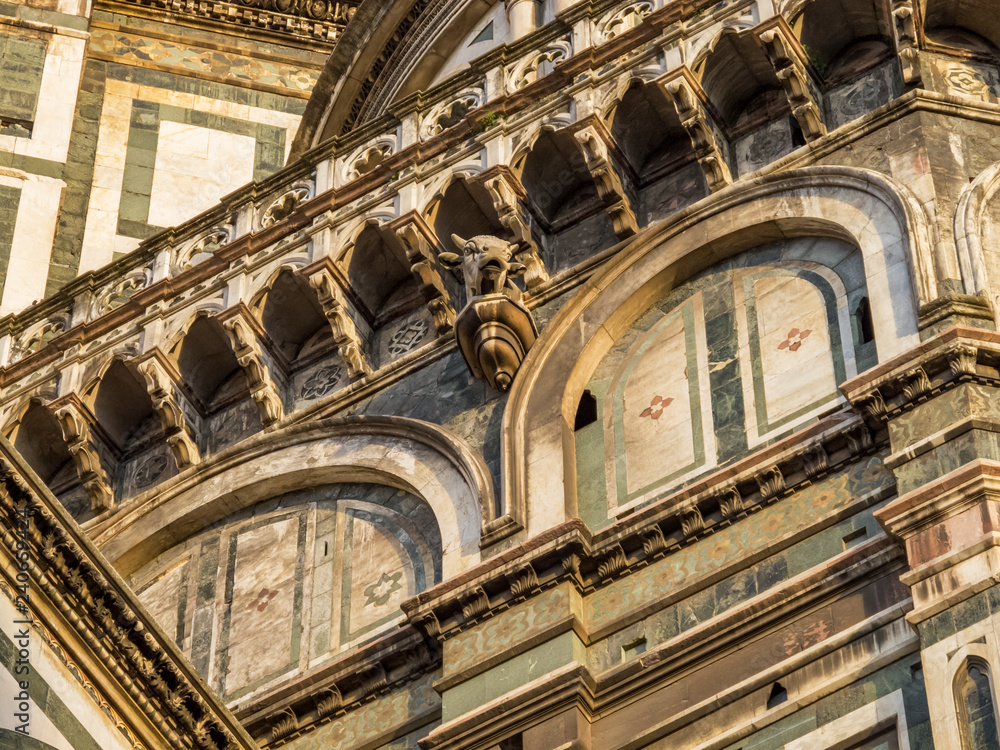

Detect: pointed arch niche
[502,166,936,536]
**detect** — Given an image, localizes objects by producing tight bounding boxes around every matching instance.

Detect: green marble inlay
[117,99,287,240]
[0,35,46,132]
[441,631,586,723]
[918,586,1000,648]
[45,59,106,296]
[0,626,102,750]
[0,184,22,301]
[743,267,846,435]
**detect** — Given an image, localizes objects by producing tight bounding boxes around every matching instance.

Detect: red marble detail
[640,395,674,420]
[248,587,279,612]
[778,328,812,352]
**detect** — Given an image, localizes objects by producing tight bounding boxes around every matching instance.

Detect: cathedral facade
[2,0,1000,748]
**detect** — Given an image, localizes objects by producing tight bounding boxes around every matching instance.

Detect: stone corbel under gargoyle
[439,234,538,392]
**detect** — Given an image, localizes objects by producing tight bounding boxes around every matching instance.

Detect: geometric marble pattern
[577,237,872,530]
[129,483,441,704]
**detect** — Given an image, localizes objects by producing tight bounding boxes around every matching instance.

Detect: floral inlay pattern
[248,588,280,613]
[639,395,674,419]
[778,328,812,352]
[363,571,403,607]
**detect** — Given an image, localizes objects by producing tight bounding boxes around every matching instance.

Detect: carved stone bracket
[219,311,285,426]
[891,0,921,87]
[659,68,733,192]
[572,124,639,239]
[841,328,1000,423]
[307,265,374,381]
[477,168,548,289]
[440,235,539,391]
[52,400,115,513]
[391,213,457,334]
[136,355,201,470]
[755,18,827,142]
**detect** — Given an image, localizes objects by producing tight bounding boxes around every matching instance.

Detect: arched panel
[575,238,867,529]
[505,166,933,536]
[92,416,493,580]
[128,483,442,703]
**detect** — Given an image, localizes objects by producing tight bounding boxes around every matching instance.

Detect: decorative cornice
[0,438,258,750]
[234,625,437,747]
[840,326,1000,426]
[404,409,887,643]
[96,0,357,43]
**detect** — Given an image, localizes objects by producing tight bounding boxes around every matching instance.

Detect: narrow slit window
[575,389,598,431]
[855,296,875,345]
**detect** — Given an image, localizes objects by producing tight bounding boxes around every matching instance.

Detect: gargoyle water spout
[439,234,538,392]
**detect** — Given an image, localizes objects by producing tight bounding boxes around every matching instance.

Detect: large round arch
[91,415,494,579]
[501,165,938,535]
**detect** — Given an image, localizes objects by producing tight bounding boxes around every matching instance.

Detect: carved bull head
[439,234,526,300]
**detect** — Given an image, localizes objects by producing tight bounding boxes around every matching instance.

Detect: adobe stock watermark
[10,497,32,736]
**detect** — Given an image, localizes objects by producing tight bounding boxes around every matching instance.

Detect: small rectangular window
[622,637,647,660]
[842,527,868,550]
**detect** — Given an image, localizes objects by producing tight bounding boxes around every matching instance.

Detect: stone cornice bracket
[237,626,435,747]
[52,400,115,513]
[572,123,639,239]
[891,0,922,87]
[659,68,733,192]
[218,311,285,426]
[478,169,549,289]
[135,354,201,470]
[754,18,827,142]
[841,327,1000,422]
[307,265,374,380]
[391,213,457,334]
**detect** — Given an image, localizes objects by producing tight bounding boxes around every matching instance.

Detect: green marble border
[217,509,307,700]
[340,507,428,642]
[0,35,46,134]
[742,268,847,435]
[0,183,22,302]
[44,61,306,294]
[609,298,706,505]
[0,627,102,750]
[117,99,287,240]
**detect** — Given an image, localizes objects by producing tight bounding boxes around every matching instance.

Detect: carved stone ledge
[0,447,255,750]
[98,0,357,44]
[841,327,1000,424]
[404,409,887,643]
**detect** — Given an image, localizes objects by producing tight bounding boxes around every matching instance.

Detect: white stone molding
[89,416,494,579]
[783,688,910,749]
